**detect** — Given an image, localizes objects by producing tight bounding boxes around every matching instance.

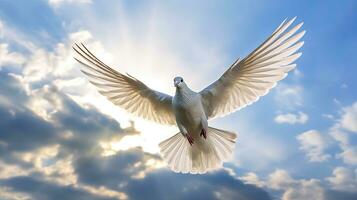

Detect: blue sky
[0,0,356,199]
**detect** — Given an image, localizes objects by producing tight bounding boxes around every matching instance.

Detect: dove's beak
[174,81,180,87]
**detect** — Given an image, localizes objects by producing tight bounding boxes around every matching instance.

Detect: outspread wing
[200,17,305,119]
[73,43,176,125]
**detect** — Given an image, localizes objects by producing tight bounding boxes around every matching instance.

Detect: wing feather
[73,43,175,125]
[200,18,305,119]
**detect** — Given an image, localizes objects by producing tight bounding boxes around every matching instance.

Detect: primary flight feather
[74,17,305,174]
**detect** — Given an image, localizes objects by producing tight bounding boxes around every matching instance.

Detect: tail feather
[159,127,237,174]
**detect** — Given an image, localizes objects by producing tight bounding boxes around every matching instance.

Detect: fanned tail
[159,127,237,174]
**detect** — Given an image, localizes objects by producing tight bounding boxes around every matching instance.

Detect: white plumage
[74,17,305,174]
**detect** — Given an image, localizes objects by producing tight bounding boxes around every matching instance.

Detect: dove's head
[174,76,185,88]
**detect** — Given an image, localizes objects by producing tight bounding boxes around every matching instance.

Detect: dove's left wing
[200,17,305,119]
[73,44,176,125]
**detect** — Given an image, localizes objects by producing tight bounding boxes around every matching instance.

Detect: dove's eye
[181,79,183,82]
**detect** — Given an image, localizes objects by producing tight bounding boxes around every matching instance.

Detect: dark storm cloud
[74,148,147,188]
[0,176,117,200]
[0,71,125,199]
[73,147,271,200]
[125,169,272,200]
[0,73,59,156]
[326,190,357,200]
[44,85,125,156]
[0,109,45,168]
[0,72,28,105]
[0,71,125,155]
[0,104,58,152]
[53,90,121,135]
[0,71,272,200]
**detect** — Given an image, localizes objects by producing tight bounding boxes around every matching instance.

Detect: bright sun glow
[100,119,177,156]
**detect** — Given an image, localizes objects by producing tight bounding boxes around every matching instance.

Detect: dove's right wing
[200,17,305,119]
[73,44,176,125]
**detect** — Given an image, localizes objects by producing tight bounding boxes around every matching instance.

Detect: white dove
[73,17,305,174]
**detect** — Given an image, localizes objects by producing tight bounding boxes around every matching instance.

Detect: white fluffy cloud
[329,125,349,148]
[326,167,357,192]
[0,43,25,67]
[329,115,357,166]
[241,169,326,200]
[275,112,308,124]
[0,187,31,200]
[239,172,265,188]
[341,102,357,133]
[267,169,325,200]
[296,130,331,162]
[281,179,325,200]
[275,84,303,109]
[22,36,89,83]
[267,169,297,190]
[338,147,357,165]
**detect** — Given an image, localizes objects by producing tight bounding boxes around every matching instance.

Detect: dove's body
[159,77,237,173]
[173,85,206,139]
[74,17,305,174]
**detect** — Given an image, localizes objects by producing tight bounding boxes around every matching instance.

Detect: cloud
[0,43,25,67]
[274,112,308,124]
[239,172,265,188]
[0,89,59,155]
[241,169,357,200]
[322,114,334,120]
[0,12,183,155]
[22,42,80,83]
[340,102,357,133]
[326,167,357,192]
[266,170,325,200]
[48,0,91,7]
[0,186,31,200]
[296,130,331,162]
[124,169,272,200]
[0,69,271,200]
[338,147,357,165]
[241,169,326,200]
[0,22,145,151]
[0,20,3,37]
[266,169,297,190]
[0,71,129,199]
[329,115,357,166]
[0,176,118,200]
[281,179,325,200]
[325,190,357,200]
[329,125,349,147]
[72,144,272,200]
[275,84,303,109]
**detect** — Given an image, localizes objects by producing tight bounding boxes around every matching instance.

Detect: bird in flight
[73,17,305,174]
